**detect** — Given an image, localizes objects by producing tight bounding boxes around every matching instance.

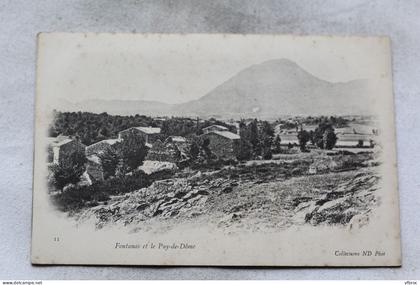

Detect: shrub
[119,135,148,172]
[98,147,121,179]
[92,170,151,195]
[51,184,109,212]
[235,138,253,161]
[273,135,282,154]
[323,129,338,150]
[297,130,311,151]
[51,169,176,212]
[313,121,338,149]
[49,149,87,190]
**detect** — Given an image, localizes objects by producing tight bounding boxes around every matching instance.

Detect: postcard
[32,33,401,266]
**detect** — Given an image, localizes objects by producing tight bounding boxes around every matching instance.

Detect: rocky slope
[75,162,380,233]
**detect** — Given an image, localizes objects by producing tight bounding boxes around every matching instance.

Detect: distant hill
[49,99,172,116]
[50,59,372,118]
[174,59,372,119]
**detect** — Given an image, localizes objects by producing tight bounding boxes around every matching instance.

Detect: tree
[309,130,315,145]
[261,121,275,138]
[98,146,121,179]
[49,149,86,190]
[323,129,337,150]
[188,136,200,161]
[297,130,311,151]
[260,121,274,159]
[273,135,282,153]
[313,121,337,149]
[244,119,259,156]
[119,135,148,172]
[201,137,213,159]
[235,138,253,161]
[262,136,273,159]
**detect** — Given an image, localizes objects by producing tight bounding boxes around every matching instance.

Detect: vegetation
[118,135,148,172]
[312,120,338,150]
[49,111,159,145]
[234,138,253,161]
[98,147,121,179]
[273,135,282,154]
[47,112,371,216]
[51,169,174,212]
[275,115,349,130]
[48,149,86,190]
[297,130,311,151]
[238,119,275,159]
[49,111,238,146]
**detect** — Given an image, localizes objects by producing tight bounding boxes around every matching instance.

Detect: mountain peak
[243,58,302,74]
[175,59,371,118]
[258,58,300,67]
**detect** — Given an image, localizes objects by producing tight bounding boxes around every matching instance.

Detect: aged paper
[32,33,401,266]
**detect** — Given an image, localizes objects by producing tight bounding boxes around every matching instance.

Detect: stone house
[201,131,240,160]
[202,125,228,134]
[47,135,86,165]
[118,126,161,147]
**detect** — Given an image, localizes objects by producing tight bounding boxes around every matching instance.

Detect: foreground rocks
[76,165,380,233]
[293,172,379,227]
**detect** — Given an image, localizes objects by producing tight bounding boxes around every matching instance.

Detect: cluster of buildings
[275,123,378,148]
[47,124,241,182]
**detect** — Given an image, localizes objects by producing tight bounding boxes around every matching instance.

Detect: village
[46,112,381,232]
[48,123,243,183]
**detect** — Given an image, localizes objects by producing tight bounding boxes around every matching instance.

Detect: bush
[273,135,282,154]
[297,130,311,151]
[323,129,338,150]
[119,135,148,172]
[51,184,109,212]
[49,150,87,190]
[313,121,338,149]
[92,170,151,195]
[98,147,121,179]
[51,169,175,212]
[235,138,253,161]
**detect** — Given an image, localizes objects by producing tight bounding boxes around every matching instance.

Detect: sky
[37,33,390,104]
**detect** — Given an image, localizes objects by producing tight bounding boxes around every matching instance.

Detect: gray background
[0,0,419,280]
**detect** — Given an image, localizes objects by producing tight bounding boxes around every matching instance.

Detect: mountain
[51,59,373,118]
[174,59,372,119]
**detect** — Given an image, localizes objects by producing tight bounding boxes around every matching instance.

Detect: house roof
[118,126,161,135]
[135,127,161,134]
[47,135,73,147]
[203,125,228,131]
[213,131,240,140]
[88,138,121,148]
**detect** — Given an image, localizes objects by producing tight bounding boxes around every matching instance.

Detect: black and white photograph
[31,33,400,266]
